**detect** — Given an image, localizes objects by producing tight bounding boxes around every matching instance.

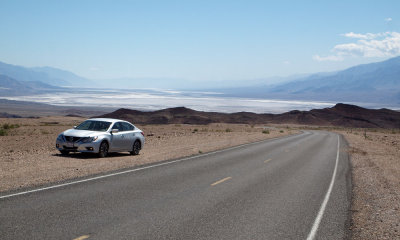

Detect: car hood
[62,129,107,137]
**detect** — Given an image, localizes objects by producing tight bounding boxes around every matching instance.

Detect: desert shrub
[198,150,203,154]
[280,130,284,133]
[193,128,198,132]
[2,123,20,129]
[262,130,270,134]
[225,128,232,132]
[0,129,7,136]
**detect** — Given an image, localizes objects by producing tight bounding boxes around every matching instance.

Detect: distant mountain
[219,56,400,105]
[97,103,400,128]
[0,61,92,87]
[0,74,61,96]
[31,66,94,87]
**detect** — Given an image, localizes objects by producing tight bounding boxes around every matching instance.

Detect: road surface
[0,131,351,239]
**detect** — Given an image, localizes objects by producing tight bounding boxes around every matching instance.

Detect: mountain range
[97,103,400,128]
[0,61,92,87]
[0,74,61,96]
[219,56,400,105]
[0,56,400,107]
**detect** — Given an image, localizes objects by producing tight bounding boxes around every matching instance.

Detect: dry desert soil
[1,117,399,239]
[0,116,292,192]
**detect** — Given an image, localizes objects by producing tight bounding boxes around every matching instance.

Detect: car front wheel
[130,140,141,155]
[98,141,109,158]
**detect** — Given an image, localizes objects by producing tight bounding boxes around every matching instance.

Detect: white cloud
[385,17,392,22]
[341,32,383,40]
[313,31,400,61]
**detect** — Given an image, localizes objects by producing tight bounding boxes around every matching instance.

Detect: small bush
[225,128,232,132]
[193,128,198,132]
[280,130,284,133]
[262,130,270,134]
[0,129,7,136]
[198,150,203,154]
[2,123,20,129]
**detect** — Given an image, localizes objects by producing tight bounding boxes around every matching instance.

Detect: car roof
[87,118,132,124]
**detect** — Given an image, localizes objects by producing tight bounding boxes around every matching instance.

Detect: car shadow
[52,152,133,159]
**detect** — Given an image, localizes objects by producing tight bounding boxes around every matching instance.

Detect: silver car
[56,118,145,157]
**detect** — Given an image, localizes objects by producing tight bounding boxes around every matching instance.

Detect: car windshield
[75,120,111,132]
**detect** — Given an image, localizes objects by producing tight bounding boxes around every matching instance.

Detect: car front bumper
[56,140,101,153]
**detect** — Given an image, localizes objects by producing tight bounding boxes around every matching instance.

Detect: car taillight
[141,132,144,136]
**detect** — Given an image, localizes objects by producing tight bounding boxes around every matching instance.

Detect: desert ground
[0,116,293,192]
[1,116,399,239]
[336,129,400,239]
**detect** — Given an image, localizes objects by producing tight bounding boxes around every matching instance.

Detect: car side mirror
[73,126,77,129]
[111,129,119,134]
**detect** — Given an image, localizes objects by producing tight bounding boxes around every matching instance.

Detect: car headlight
[57,134,65,142]
[79,136,98,143]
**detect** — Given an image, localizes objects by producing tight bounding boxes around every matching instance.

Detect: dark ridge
[95,103,400,129]
[0,112,22,118]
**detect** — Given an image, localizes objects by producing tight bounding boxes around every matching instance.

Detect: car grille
[63,146,78,150]
[65,136,81,142]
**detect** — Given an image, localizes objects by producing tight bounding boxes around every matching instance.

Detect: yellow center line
[211,177,232,186]
[73,235,90,240]
[264,158,272,163]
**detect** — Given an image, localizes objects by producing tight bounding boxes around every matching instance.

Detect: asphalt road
[0,131,351,240]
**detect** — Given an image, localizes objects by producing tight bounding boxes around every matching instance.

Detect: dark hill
[97,103,400,128]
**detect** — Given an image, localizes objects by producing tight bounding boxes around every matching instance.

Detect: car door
[110,122,125,151]
[120,122,135,151]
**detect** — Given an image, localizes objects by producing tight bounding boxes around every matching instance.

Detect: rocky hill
[97,103,400,128]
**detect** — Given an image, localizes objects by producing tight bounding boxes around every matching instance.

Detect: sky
[0,0,399,84]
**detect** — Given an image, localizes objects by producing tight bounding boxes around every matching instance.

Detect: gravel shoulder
[0,116,293,193]
[335,129,400,239]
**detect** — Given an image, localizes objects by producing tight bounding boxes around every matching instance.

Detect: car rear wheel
[130,140,141,155]
[98,141,109,158]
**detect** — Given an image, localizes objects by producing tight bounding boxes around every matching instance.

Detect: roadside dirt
[337,129,400,239]
[0,116,292,192]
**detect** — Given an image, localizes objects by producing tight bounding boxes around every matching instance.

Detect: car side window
[122,122,134,131]
[112,122,124,131]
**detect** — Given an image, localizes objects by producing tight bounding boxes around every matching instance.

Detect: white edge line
[0,132,306,200]
[306,135,340,240]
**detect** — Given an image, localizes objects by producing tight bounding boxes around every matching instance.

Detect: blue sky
[0,0,399,83]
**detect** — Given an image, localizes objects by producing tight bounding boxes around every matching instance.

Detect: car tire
[60,150,69,155]
[98,141,109,158]
[130,140,141,155]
